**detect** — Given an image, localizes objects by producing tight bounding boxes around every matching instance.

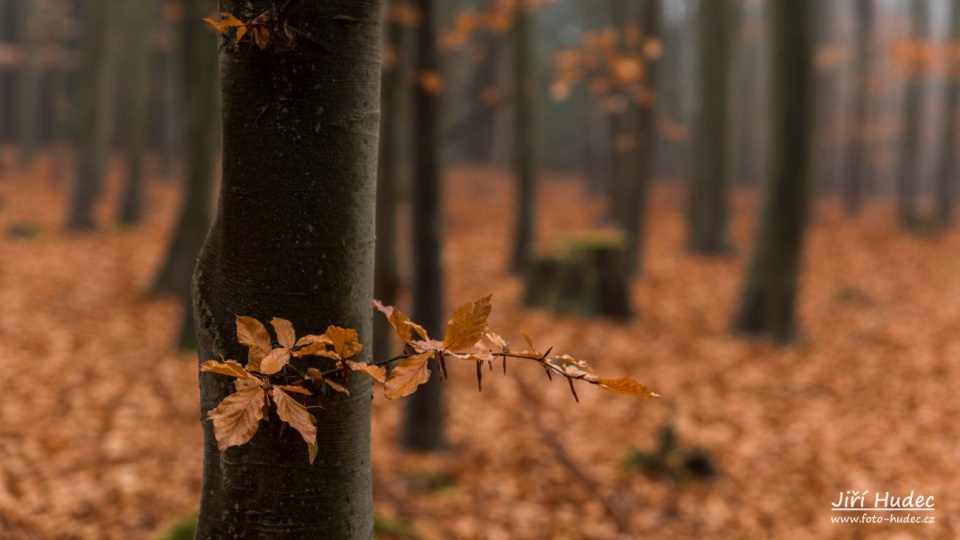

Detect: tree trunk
[66,0,111,231]
[733,0,814,343]
[510,0,537,273]
[193,1,380,537]
[936,1,960,226]
[843,0,873,216]
[151,0,219,350]
[15,0,40,170]
[157,7,182,180]
[687,0,734,254]
[898,0,927,229]
[374,0,404,360]
[402,0,446,452]
[116,0,153,225]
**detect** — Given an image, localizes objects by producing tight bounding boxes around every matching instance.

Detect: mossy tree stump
[523,230,632,319]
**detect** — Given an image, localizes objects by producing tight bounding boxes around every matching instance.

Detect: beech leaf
[384,352,433,399]
[270,387,317,448]
[207,387,267,451]
[201,359,259,382]
[345,360,387,384]
[596,377,660,398]
[237,316,272,371]
[294,334,332,358]
[373,300,429,343]
[271,317,296,349]
[308,442,319,465]
[259,348,291,376]
[443,295,493,351]
[325,326,363,360]
[323,379,351,396]
[279,385,313,396]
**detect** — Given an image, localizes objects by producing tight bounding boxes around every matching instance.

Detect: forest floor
[1,158,959,539]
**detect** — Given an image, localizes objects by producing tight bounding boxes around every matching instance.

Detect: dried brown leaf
[373,300,429,343]
[345,360,387,384]
[279,385,313,396]
[325,326,363,360]
[200,359,259,382]
[443,295,493,351]
[270,387,317,448]
[207,387,266,451]
[597,377,659,398]
[294,334,332,358]
[237,316,272,371]
[271,317,296,349]
[384,352,433,399]
[323,379,351,396]
[259,348,291,376]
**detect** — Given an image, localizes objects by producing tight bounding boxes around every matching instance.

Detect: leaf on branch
[304,367,351,396]
[203,12,245,35]
[235,25,248,44]
[237,316,272,371]
[384,352,433,399]
[207,387,267,451]
[271,317,296,349]
[484,328,508,350]
[293,334,333,358]
[252,26,271,51]
[545,354,596,378]
[279,385,313,396]
[323,379,350,396]
[201,359,260,382]
[325,326,363,361]
[596,377,660,398]
[443,294,493,351]
[346,360,387,384]
[373,300,429,344]
[260,348,291,376]
[270,387,318,449]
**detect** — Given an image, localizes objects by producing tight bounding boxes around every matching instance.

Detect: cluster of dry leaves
[1,155,960,538]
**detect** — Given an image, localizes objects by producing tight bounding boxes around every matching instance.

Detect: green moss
[154,514,197,540]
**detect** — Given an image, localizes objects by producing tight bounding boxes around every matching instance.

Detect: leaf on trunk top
[207,387,267,451]
[203,12,245,35]
[270,387,317,450]
[325,326,362,360]
[443,295,493,351]
[271,317,296,349]
[383,352,433,400]
[345,360,387,384]
[237,316,272,371]
[293,334,333,358]
[252,25,271,51]
[373,300,429,344]
[596,376,659,398]
[259,348,291,376]
[201,359,260,382]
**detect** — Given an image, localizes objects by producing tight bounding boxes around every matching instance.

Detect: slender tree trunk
[630,0,661,273]
[843,0,873,216]
[15,0,40,170]
[193,1,380,536]
[66,0,110,231]
[687,0,734,254]
[733,0,815,343]
[402,0,446,452]
[116,0,152,225]
[936,2,960,225]
[374,1,404,360]
[151,0,219,350]
[898,0,927,229]
[158,7,182,180]
[510,0,537,273]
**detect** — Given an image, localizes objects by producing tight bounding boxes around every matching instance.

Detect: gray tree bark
[897,0,928,228]
[66,0,111,231]
[843,0,874,216]
[402,0,446,452]
[936,1,960,225]
[116,0,153,225]
[687,0,735,254]
[193,1,380,536]
[374,0,404,361]
[733,0,815,343]
[510,0,538,273]
[15,0,40,169]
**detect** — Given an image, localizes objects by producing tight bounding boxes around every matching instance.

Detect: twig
[514,377,634,537]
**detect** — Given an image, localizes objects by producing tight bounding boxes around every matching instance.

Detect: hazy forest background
[1,0,959,538]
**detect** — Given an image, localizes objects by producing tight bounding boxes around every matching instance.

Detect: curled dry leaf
[323,379,350,396]
[384,352,433,399]
[596,377,659,398]
[293,334,332,358]
[270,387,317,449]
[271,317,296,349]
[279,385,313,396]
[207,387,267,451]
[345,360,386,384]
[203,12,245,35]
[259,348,291,376]
[324,326,363,360]
[373,300,428,344]
[237,316,272,371]
[200,359,260,382]
[443,294,493,351]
